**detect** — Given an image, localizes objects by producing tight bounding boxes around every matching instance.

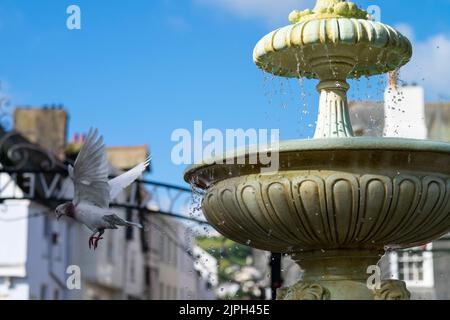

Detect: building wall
[431,238,450,299]
[0,174,28,282]
[25,202,70,300]
[0,173,73,300]
[0,174,32,300]
[0,172,214,300]
[426,103,450,142]
[384,86,427,139]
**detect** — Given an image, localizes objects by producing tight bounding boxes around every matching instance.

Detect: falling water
[262,70,274,108]
[295,50,312,139]
[278,76,288,109]
[376,74,387,99]
[188,177,206,221]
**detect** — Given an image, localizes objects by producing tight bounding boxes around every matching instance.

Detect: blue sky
[0,0,450,187]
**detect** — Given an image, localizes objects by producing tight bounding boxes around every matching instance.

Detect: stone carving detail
[203,173,450,252]
[289,1,369,24]
[373,280,411,300]
[277,281,331,300]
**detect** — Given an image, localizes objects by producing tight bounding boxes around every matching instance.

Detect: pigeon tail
[103,214,143,229]
[125,221,143,229]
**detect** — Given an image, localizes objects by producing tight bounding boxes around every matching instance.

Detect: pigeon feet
[88,236,104,250]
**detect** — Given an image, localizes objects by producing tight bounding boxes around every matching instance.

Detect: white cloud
[396,24,450,100]
[394,23,415,41]
[195,0,314,25]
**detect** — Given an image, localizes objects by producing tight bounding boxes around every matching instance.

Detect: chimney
[72,132,79,143]
[14,107,68,160]
[388,70,399,88]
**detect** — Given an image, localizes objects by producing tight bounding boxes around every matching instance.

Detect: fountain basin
[185,138,450,253]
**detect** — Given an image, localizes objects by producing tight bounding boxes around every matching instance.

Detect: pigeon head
[55,202,75,220]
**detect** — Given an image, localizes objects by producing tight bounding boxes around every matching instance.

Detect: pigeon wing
[108,157,151,201]
[72,128,110,208]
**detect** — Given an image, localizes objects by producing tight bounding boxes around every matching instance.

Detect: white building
[0,172,71,300]
[384,72,428,139]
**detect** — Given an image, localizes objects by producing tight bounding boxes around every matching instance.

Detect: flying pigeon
[55,128,151,250]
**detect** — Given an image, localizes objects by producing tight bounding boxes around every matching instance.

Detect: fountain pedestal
[315,80,353,138]
[278,250,409,300]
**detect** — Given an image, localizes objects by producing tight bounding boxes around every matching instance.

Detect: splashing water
[188,177,206,220]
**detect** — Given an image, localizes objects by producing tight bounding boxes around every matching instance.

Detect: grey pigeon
[55,128,150,250]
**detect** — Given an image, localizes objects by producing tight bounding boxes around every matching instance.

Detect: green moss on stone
[289,0,369,24]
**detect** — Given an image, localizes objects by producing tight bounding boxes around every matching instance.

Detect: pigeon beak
[56,213,62,221]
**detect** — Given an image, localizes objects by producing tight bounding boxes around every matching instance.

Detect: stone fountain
[185,0,450,300]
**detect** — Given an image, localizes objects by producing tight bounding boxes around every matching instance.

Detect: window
[40,284,47,300]
[165,285,170,300]
[52,233,59,245]
[144,266,151,287]
[173,243,178,267]
[129,252,136,283]
[159,283,164,300]
[160,235,165,263]
[167,240,171,263]
[390,243,434,288]
[180,288,185,300]
[43,214,51,238]
[125,209,134,240]
[106,234,114,263]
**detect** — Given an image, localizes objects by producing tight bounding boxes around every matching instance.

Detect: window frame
[390,243,434,288]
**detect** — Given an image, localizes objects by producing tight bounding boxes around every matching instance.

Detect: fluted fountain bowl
[185,138,450,254]
[254,17,412,79]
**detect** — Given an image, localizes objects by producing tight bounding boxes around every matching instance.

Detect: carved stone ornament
[373,280,411,300]
[277,282,331,300]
